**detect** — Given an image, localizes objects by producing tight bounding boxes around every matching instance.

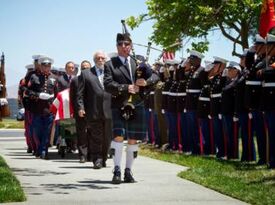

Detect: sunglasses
[117,41,131,47]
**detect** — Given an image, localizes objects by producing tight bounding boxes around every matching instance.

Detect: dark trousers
[198,118,210,155]
[32,113,54,156]
[157,111,168,146]
[239,113,256,161]
[251,111,267,163]
[223,115,239,159]
[167,112,178,150]
[212,116,226,158]
[75,117,88,158]
[186,111,200,154]
[264,111,275,168]
[86,120,111,162]
[102,119,112,162]
[180,112,189,152]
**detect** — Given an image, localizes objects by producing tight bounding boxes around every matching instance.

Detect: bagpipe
[120,20,153,121]
[119,20,181,120]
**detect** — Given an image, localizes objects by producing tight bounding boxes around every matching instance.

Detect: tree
[127,0,263,57]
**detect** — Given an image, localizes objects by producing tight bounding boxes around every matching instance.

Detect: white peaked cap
[189,50,204,59]
[38,56,54,65]
[25,64,34,70]
[213,56,228,64]
[227,61,241,71]
[204,60,214,71]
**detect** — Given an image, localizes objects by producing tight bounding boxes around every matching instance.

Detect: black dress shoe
[102,161,106,167]
[27,147,33,153]
[93,159,103,169]
[257,159,266,166]
[124,168,135,183]
[112,166,121,184]
[79,156,86,163]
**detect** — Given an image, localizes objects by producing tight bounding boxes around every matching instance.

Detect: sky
[0,0,241,89]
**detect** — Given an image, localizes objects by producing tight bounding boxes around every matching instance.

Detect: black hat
[116,33,132,43]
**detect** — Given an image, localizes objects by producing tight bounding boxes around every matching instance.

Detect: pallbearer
[27,57,56,159]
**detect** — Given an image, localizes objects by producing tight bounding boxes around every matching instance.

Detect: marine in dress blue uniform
[27,57,56,159]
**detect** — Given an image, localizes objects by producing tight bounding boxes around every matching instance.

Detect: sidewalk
[0,130,247,205]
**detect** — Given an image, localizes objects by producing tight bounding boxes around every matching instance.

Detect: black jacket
[77,67,112,121]
[104,56,159,108]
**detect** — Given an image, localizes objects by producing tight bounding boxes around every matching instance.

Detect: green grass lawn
[140,145,275,205]
[0,118,24,129]
[0,156,26,203]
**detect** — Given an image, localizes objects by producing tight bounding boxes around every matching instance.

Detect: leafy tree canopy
[127,0,262,57]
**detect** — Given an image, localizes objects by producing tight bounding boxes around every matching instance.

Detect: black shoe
[27,147,33,153]
[93,159,103,169]
[124,168,135,183]
[40,153,49,160]
[257,159,266,166]
[79,156,86,163]
[102,161,107,167]
[112,166,121,184]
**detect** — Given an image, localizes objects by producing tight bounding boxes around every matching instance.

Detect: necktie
[68,76,72,82]
[125,58,133,82]
[125,58,130,69]
[98,69,103,75]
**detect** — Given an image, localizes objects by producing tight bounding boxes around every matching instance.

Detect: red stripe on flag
[259,0,275,38]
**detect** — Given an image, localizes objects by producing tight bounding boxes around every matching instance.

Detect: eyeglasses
[117,41,131,47]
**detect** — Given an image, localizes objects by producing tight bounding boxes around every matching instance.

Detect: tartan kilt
[112,103,146,140]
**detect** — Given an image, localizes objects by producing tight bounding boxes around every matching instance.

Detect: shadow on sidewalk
[12,167,70,177]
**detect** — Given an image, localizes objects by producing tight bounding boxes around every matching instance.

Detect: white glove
[19,108,25,114]
[233,116,239,122]
[208,115,212,119]
[161,109,165,114]
[39,93,53,100]
[248,112,253,119]
[218,114,222,120]
[0,98,8,105]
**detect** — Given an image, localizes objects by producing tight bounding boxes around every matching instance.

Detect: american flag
[162,51,175,61]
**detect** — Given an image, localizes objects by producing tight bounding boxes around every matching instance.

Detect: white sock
[111,141,124,169]
[126,144,138,170]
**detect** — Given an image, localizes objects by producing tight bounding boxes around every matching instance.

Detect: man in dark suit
[56,61,77,152]
[104,33,159,184]
[70,60,91,163]
[56,61,77,93]
[77,52,112,169]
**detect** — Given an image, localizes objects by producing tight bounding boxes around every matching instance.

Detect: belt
[211,93,222,98]
[245,81,262,85]
[149,91,155,95]
[162,91,169,95]
[177,92,187,96]
[186,89,201,93]
[199,97,210,101]
[168,92,178,96]
[262,82,275,87]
